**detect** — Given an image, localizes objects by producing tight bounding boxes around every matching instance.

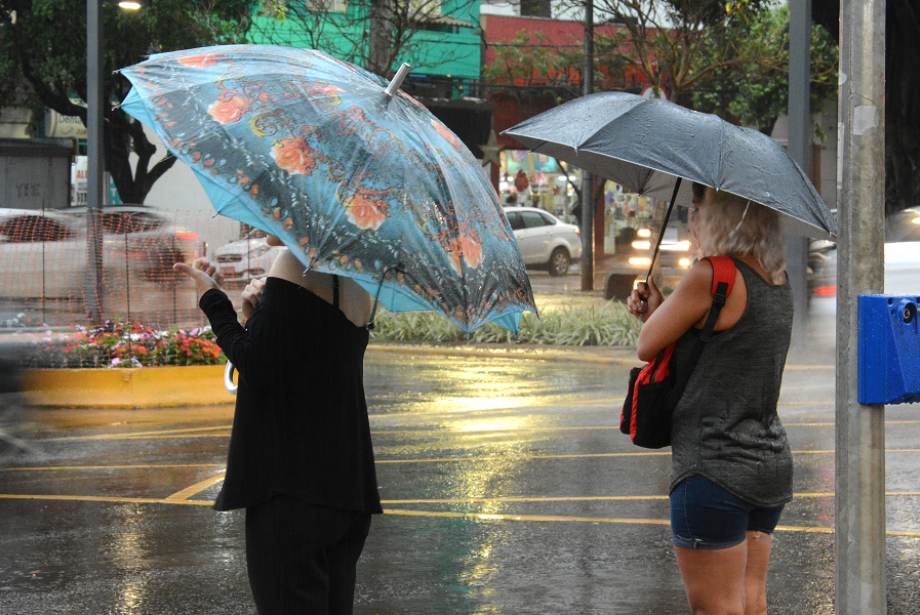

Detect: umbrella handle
[385,63,412,97]
[645,177,682,286]
[224,361,237,396]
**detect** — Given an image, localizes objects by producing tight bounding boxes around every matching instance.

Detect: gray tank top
[669,258,794,508]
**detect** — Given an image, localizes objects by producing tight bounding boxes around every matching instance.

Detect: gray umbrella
[503,91,837,241]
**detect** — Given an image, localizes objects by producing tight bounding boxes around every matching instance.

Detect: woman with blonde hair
[627,182,793,615]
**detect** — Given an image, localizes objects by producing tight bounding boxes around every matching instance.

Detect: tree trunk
[814,0,920,215]
[368,0,393,77]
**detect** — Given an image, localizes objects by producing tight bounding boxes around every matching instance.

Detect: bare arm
[635,260,715,362]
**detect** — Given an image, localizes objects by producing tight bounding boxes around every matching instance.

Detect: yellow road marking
[4,449,920,474]
[39,425,232,442]
[2,494,918,538]
[165,475,225,501]
[0,493,213,506]
[375,452,671,463]
[0,464,224,472]
[381,510,917,536]
[380,492,920,504]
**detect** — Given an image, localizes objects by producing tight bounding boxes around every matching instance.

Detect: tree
[581,0,776,105]
[250,0,479,80]
[813,0,919,216]
[690,4,838,136]
[0,0,265,204]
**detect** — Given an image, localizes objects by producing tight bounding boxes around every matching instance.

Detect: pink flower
[271,137,319,175]
[207,95,250,124]
[432,120,463,152]
[178,54,219,68]
[345,193,387,230]
[458,232,483,269]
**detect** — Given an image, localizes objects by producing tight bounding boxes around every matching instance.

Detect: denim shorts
[670,475,785,550]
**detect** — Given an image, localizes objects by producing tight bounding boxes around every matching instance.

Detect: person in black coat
[175,236,381,615]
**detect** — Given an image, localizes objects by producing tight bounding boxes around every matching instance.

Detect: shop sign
[46,110,87,139]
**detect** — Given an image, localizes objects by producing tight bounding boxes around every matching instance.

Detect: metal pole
[86,0,104,323]
[787,0,811,349]
[836,1,887,613]
[580,0,594,291]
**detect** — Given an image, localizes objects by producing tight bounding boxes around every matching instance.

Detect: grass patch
[370,300,641,346]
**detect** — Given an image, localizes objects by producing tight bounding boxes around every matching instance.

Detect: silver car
[504,207,582,276]
[213,229,285,288]
[0,206,200,299]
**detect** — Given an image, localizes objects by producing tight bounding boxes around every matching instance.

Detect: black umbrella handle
[645,177,682,286]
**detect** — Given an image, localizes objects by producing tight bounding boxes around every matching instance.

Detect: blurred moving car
[504,207,582,276]
[811,206,920,298]
[213,229,285,287]
[604,224,693,300]
[0,206,200,298]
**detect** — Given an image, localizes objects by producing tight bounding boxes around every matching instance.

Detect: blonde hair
[694,188,786,284]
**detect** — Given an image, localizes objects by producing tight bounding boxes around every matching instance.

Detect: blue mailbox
[858,295,920,405]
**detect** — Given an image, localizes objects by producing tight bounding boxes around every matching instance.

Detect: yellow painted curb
[21,365,232,408]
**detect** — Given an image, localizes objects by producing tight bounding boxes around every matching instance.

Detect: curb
[22,365,231,409]
[366,343,639,366]
[20,345,640,409]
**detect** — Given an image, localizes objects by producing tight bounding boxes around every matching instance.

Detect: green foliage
[18,320,225,369]
[483,30,585,100]
[691,3,839,134]
[370,301,642,346]
[0,0,266,202]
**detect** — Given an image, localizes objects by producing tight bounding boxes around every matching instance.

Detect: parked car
[504,207,582,276]
[0,206,200,299]
[213,229,286,287]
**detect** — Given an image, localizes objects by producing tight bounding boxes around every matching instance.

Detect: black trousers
[245,495,372,615]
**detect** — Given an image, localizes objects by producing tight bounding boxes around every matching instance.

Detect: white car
[0,206,200,299]
[213,230,285,287]
[504,207,582,276]
[809,206,920,345]
[811,206,920,297]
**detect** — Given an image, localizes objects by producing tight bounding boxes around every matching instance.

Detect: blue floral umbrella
[119,45,535,333]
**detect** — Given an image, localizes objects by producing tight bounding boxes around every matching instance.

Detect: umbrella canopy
[119,45,535,333]
[504,91,837,241]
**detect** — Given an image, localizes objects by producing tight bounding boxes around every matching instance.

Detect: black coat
[199,278,382,514]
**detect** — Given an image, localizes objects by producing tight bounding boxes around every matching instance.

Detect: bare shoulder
[674,258,714,298]
[268,250,310,285]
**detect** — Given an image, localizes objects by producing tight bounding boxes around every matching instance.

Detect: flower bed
[16,320,225,369]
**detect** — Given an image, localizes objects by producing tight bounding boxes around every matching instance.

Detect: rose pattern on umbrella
[271,136,320,176]
[120,45,535,333]
[343,189,389,230]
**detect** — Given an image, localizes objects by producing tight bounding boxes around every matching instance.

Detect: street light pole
[86,0,104,323]
[836,0,887,612]
[787,0,811,349]
[580,0,594,292]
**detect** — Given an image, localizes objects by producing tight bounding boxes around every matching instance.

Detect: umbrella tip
[385,63,412,97]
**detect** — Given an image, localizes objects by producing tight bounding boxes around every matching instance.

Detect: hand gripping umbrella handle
[385,63,412,97]
[646,177,682,285]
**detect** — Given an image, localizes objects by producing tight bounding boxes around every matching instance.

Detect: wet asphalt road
[2,317,920,613]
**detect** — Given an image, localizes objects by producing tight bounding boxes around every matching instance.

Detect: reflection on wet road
[1,349,919,614]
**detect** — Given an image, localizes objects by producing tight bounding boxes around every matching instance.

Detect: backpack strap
[658,256,738,409]
[698,256,736,343]
[708,255,736,297]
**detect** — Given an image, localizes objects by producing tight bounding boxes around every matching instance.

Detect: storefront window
[499,150,687,261]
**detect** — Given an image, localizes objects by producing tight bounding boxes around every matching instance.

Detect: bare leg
[674,540,748,615]
[742,531,773,615]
